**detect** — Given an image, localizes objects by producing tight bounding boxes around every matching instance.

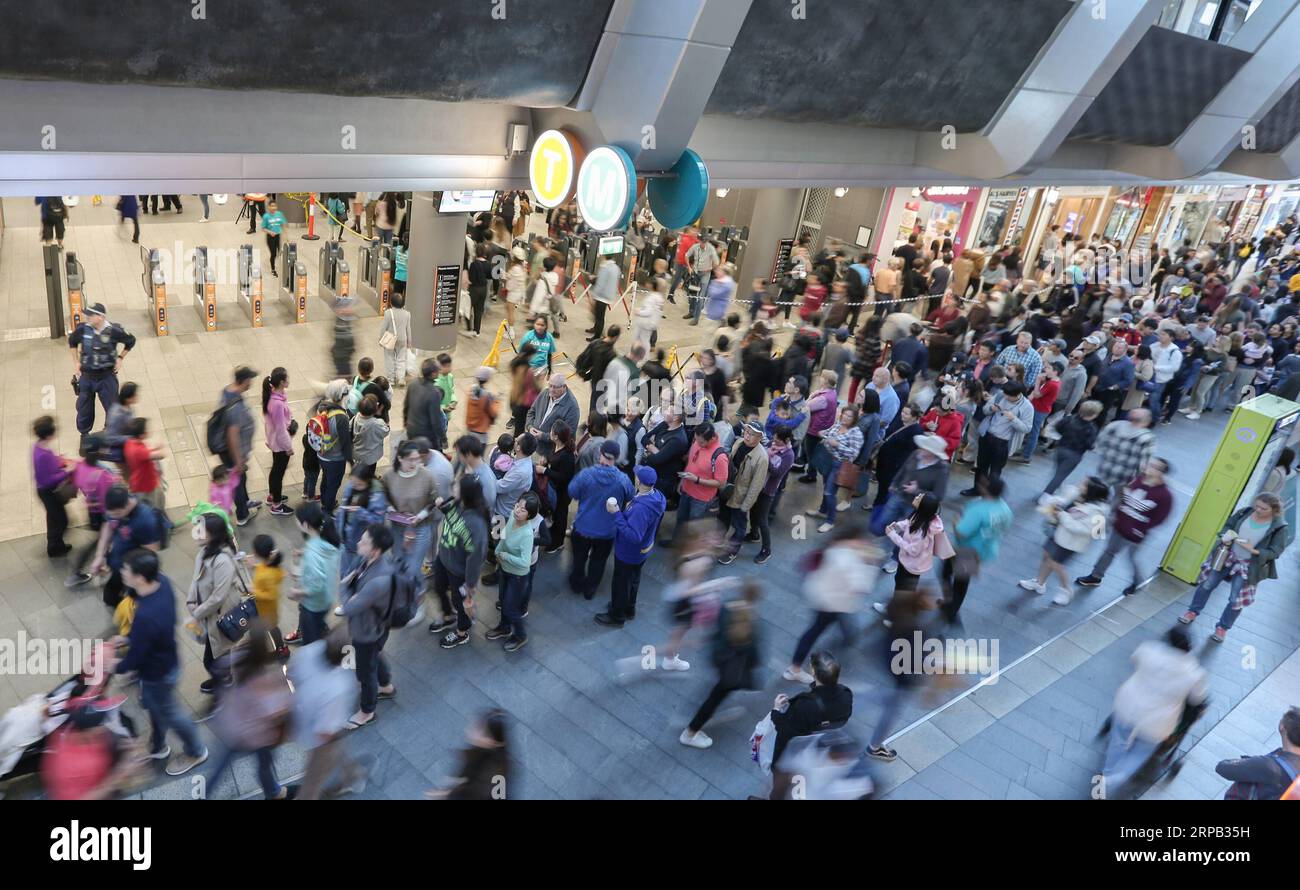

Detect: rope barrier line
[280,192,371,243]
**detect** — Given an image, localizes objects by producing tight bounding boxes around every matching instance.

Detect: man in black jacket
[639,405,689,504]
[403,358,445,452]
[770,651,853,767]
[1215,707,1300,800]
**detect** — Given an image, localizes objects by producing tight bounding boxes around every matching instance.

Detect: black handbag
[216,559,258,642]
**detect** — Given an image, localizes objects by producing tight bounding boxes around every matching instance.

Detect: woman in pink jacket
[882,493,954,594]
[262,368,295,516]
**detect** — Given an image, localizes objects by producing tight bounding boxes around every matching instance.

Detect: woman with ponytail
[262,367,295,516]
[285,502,342,646]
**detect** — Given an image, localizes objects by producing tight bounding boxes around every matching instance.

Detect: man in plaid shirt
[1093,408,1156,495]
[994,331,1043,387]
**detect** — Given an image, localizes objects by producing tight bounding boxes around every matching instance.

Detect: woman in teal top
[486,493,538,651]
[262,199,287,277]
[287,502,342,646]
[941,476,1012,624]
[393,241,408,295]
[517,315,556,374]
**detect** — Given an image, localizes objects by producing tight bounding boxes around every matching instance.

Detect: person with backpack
[666,424,729,546]
[528,255,562,338]
[339,524,399,730]
[350,394,389,478]
[86,485,164,609]
[307,379,353,516]
[679,580,763,750]
[209,366,262,526]
[576,325,620,413]
[36,196,69,248]
[1216,707,1300,800]
[463,367,500,444]
[285,502,342,646]
[769,651,853,770]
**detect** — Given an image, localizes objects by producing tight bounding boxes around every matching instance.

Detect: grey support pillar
[737,189,803,293]
[404,192,465,354]
[573,0,753,170]
[1109,0,1300,179]
[916,0,1164,180]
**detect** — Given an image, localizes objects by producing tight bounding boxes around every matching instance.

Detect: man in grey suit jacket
[526,373,581,438]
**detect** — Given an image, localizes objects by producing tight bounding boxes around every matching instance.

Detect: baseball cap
[600,439,621,459]
[1051,338,1067,350]
[743,419,764,436]
[635,465,658,487]
[83,302,107,317]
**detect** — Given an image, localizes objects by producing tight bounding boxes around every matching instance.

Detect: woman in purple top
[32,415,72,557]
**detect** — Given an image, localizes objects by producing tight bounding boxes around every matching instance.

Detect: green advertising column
[1162,394,1300,582]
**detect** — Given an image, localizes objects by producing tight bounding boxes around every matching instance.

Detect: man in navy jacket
[595,466,667,627]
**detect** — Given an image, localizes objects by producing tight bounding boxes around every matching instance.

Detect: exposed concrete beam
[571,0,752,170]
[915,0,1165,180]
[1106,0,1300,179]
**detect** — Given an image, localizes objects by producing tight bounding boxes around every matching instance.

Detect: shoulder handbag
[378,309,398,350]
[216,557,259,642]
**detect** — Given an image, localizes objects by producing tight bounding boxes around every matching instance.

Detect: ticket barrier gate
[357,241,392,313]
[192,247,218,331]
[238,244,264,328]
[279,241,308,323]
[64,251,86,333]
[319,241,350,304]
[140,246,168,336]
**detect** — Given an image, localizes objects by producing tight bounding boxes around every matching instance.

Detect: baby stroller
[0,644,136,791]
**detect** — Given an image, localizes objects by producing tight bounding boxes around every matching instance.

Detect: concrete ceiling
[5,0,1300,192]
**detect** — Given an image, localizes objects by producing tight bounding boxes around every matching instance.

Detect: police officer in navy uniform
[68,302,136,436]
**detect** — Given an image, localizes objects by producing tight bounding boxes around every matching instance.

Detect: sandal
[346,715,376,731]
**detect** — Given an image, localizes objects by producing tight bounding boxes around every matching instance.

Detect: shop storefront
[1044,186,1111,242]
[1156,186,1217,250]
[1234,184,1272,239]
[1254,183,1300,237]
[1207,185,1249,241]
[973,188,1030,249]
[1102,187,1148,246]
[873,186,983,257]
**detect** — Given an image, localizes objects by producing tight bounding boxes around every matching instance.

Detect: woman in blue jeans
[806,406,861,533]
[1180,494,1289,643]
[208,628,290,799]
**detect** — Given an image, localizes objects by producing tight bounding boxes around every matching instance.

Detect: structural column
[404,192,466,354]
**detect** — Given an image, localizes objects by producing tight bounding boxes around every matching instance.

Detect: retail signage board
[770,238,795,284]
[432,263,459,327]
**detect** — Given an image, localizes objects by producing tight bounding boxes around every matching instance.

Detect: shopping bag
[750,713,776,774]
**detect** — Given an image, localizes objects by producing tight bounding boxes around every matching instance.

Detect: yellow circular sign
[529,129,581,209]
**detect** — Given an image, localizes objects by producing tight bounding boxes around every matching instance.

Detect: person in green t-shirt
[436,353,456,415]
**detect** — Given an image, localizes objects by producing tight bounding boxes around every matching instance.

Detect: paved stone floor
[1,196,1297,799]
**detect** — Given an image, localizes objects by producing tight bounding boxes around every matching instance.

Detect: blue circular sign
[647,148,709,230]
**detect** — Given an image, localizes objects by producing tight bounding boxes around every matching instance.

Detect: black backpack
[385,568,420,629]
[47,197,67,220]
[205,399,234,454]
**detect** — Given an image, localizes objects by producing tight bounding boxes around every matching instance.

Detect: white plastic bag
[749,712,776,774]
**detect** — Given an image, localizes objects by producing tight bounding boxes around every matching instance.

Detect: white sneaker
[1052,589,1073,606]
[661,655,690,671]
[836,500,851,512]
[679,729,713,749]
[817,522,835,533]
[333,605,345,616]
[1018,579,1046,594]
[871,601,888,616]
[882,559,898,574]
[1186,412,1200,420]
[1178,407,1192,415]
[783,667,814,684]
[197,217,208,223]
[783,321,797,329]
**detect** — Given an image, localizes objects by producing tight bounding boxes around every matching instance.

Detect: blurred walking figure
[426,710,510,800]
[288,625,368,799]
[332,298,358,379]
[208,623,292,799]
[679,580,762,749]
[768,651,854,794]
[867,587,937,761]
[784,525,879,684]
[1102,628,1207,797]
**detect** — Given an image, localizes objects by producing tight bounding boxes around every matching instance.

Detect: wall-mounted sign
[529,129,583,209]
[577,145,637,233]
[529,130,710,233]
[646,148,710,230]
[598,234,625,256]
[770,237,795,284]
[920,186,978,203]
[432,263,459,326]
